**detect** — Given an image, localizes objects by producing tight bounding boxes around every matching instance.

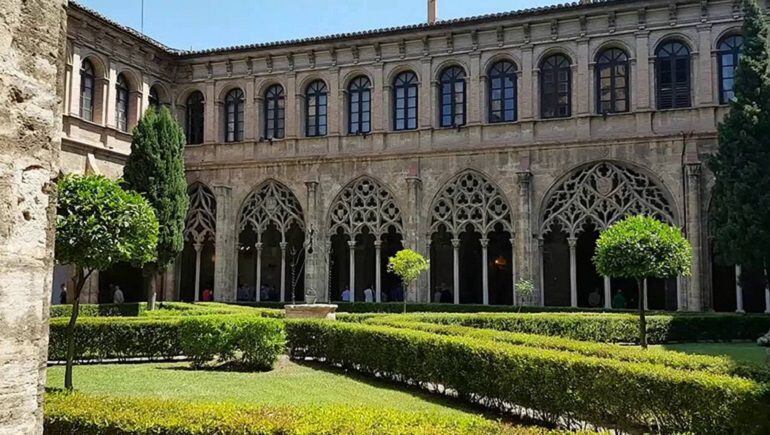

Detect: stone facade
[0,0,66,433]
[60,0,770,312]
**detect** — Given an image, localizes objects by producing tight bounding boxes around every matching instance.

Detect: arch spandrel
[239,180,305,238]
[429,170,513,237]
[540,161,676,237]
[328,176,404,237]
[184,183,217,244]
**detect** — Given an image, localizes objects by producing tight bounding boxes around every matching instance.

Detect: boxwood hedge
[285,320,770,434]
[44,392,547,435]
[50,302,283,319]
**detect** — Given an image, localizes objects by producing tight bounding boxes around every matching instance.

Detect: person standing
[58,283,67,305]
[113,285,125,304]
[341,286,351,302]
[363,285,374,303]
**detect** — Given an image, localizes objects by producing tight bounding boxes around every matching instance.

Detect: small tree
[593,215,692,348]
[56,174,158,389]
[387,249,430,313]
[123,107,188,309]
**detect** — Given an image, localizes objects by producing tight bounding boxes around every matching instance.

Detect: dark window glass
[348,76,371,134]
[185,91,204,145]
[393,71,418,131]
[115,73,129,131]
[264,84,285,139]
[439,66,466,127]
[305,80,328,137]
[149,86,160,110]
[488,60,517,123]
[540,55,571,119]
[225,88,244,142]
[656,40,691,109]
[80,59,95,121]
[595,48,630,114]
[718,35,743,104]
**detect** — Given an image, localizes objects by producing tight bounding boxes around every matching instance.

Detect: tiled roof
[71,0,630,58]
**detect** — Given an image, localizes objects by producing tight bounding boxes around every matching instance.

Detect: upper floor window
[348,76,371,134]
[264,84,285,139]
[595,48,629,114]
[718,34,744,104]
[488,60,517,123]
[185,91,204,145]
[80,59,95,121]
[393,71,418,131]
[225,88,244,142]
[148,86,160,110]
[656,40,691,109]
[115,73,129,132]
[305,80,328,137]
[439,66,466,127]
[540,54,571,119]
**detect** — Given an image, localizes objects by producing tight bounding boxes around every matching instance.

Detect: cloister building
[56,0,770,313]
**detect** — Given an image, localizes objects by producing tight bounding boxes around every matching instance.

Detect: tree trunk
[65,268,91,390]
[144,266,157,311]
[636,277,648,349]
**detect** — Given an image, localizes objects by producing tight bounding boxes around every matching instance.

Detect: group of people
[339,285,404,302]
[236,283,278,302]
[586,287,630,309]
[432,284,453,303]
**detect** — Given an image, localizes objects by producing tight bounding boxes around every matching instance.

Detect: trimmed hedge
[50,302,146,318]
[367,317,770,382]
[286,320,770,434]
[180,316,285,370]
[393,312,770,343]
[235,301,639,314]
[44,392,546,435]
[50,301,284,319]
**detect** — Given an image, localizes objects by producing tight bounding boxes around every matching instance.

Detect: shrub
[366,317,770,382]
[179,316,285,370]
[285,320,770,434]
[50,302,284,319]
[235,301,641,314]
[50,303,146,318]
[44,392,537,435]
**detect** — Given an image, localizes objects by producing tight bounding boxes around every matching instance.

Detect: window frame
[438,66,467,127]
[717,34,743,105]
[80,59,95,121]
[539,54,572,119]
[595,48,630,114]
[305,80,328,137]
[263,84,285,140]
[148,86,160,110]
[655,40,692,110]
[224,88,245,143]
[185,91,205,145]
[487,60,518,123]
[347,76,372,135]
[393,71,419,131]
[115,73,129,132]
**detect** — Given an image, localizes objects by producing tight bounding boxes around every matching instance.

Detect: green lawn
[46,358,489,420]
[653,342,769,365]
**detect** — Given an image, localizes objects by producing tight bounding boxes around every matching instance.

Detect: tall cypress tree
[709,0,770,290]
[123,106,189,309]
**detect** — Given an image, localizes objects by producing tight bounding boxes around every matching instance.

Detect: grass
[653,342,769,365]
[46,358,494,420]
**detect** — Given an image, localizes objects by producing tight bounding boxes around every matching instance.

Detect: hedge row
[366,317,770,382]
[48,315,282,363]
[44,392,547,435]
[390,312,770,343]
[50,302,284,319]
[235,301,639,314]
[285,320,770,434]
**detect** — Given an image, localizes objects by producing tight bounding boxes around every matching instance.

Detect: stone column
[696,24,713,106]
[568,237,578,308]
[255,242,263,302]
[685,163,703,311]
[735,265,744,313]
[193,241,203,302]
[69,47,82,117]
[0,1,65,432]
[348,240,356,302]
[467,53,481,125]
[285,72,298,139]
[426,238,432,301]
[604,276,612,309]
[374,240,382,303]
[538,237,545,306]
[481,238,489,305]
[203,81,217,143]
[420,58,433,129]
[634,31,651,110]
[213,185,235,301]
[510,237,517,305]
[304,181,320,299]
[280,241,287,302]
[452,238,461,304]
[520,46,534,120]
[405,173,424,299]
[324,240,332,302]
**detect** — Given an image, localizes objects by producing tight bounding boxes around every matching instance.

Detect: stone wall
[0,0,66,433]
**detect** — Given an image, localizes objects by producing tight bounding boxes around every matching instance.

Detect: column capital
[279,241,288,250]
[567,237,578,248]
[373,240,383,248]
[516,170,532,186]
[193,241,203,252]
[480,238,489,248]
[255,242,263,251]
[451,238,461,248]
[685,162,701,178]
[305,180,319,192]
[347,240,357,248]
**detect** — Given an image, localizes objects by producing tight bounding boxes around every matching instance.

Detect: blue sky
[77,0,562,51]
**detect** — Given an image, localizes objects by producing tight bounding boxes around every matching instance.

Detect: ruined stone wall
[0,0,66,433]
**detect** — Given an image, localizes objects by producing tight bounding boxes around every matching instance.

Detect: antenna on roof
[428,0,438,24]
[140,0,144,33]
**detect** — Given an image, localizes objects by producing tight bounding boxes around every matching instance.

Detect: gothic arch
[540,160,676,237]
[328,176,404,238]
[185,182,217,244]
[181,182,217,302]
[239,179,305,240]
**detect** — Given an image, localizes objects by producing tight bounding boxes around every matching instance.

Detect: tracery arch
[181,183,217,302]
[329,176,403,238]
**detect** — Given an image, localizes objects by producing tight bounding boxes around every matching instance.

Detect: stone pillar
[735,265,744,313]
[634,31,651,110]
[452,238,461,304]
[375,240,382,303]
[520,46,534,120]
[348,240,356,302]
[481,237,489,305]
[324,240,332,302]
[516,169,533,300]
[255,242,263,302]
[568,237,578,308]
[203,81,216,143]
[193,241,203,302]
[279,241,287,302]
[0,1,65,433]
[213,185,235,301]
[510,237,517,305]
[405,172,424,299]
[537,237,545,306]
[685,163,703,311]
[765,277,770,314]
[426,238,432,302]
[304,181,320,300]
[69,47,82,117]
[467,53,481,125]
[285,72,298,139]
[696,24,713,106]
[420,58,432,129]
[604,276,612,309]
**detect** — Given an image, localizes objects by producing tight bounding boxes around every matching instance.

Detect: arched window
[488,60,517,123]
[595,48,629,114]
[185,91,204,145]
[80,59,95,121]
[148,86,160,110]
[348,76,371,134]
[540,54,571,119]
[439,66,466,127]
[305,80,328,137]
[115,73,129,131]
[224,88,244,142]
[393,71,418,131]
[718,34,744,104]
[656,40,691,109]
[264,84,285,139]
